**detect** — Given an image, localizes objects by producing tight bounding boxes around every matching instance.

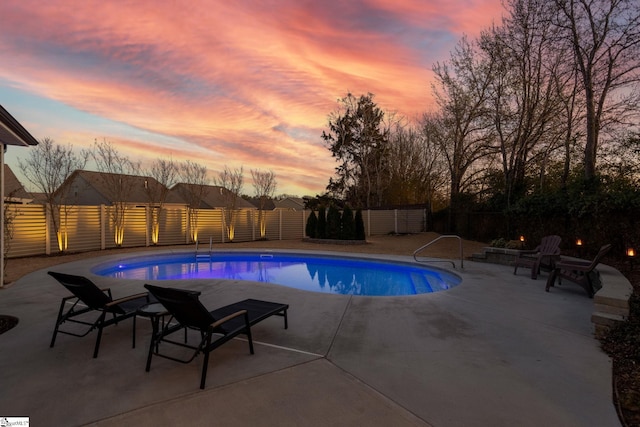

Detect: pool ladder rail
[195,237,213,261]
[412,235,464,269]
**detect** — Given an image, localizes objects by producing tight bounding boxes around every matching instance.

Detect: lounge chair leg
[132,315,137,349]
[50,321,61,348]
[93,313,107,358]
[200,333,212,389]
[50,299,67,348]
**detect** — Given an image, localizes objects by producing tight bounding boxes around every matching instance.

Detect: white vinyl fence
[4,204,426,258]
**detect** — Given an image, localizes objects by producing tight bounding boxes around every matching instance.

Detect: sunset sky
[0,0,503,196]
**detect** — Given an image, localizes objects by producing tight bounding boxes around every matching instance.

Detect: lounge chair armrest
[105,292,150,307]
[210,310,249,329]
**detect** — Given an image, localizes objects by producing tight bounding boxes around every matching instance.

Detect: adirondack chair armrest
[210,310,249,329]
[515,249,539,258]
[555,260,591,271]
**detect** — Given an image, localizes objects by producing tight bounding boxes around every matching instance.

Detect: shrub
[355,209,366,240]
[490,238,507,248]
[317,206,327,239]
[341,206,355,240]
[306,210,318,238]
[326,205,341,239]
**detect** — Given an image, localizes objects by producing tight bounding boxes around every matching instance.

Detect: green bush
[341,206,355,239]
[326,205,341,239]
[490,238,507,248]
[355,209,366,240]
[306,210,318,238]
[317,206,327,239]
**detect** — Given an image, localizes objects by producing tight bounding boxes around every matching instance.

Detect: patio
[0,236,621,426]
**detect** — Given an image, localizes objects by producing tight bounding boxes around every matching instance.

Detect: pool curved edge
[87,248,463,297]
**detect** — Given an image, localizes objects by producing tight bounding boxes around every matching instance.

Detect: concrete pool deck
[0,246,621,426]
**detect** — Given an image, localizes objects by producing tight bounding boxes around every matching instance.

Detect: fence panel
[231,210,254,242]
[396,209,425,233]
[124,207,148,248]
[281,210,304,239]
[368,210,396,235]
[262,210,281,240]
[195,210,224,244]
[63,205,102,253]
[6,205,47,258]
[156,207,186,246]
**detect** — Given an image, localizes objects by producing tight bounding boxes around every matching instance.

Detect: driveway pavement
[0,249,620,426]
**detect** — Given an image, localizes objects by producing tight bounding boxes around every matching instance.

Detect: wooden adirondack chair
[513,235,562,279]
[545,244,612,298]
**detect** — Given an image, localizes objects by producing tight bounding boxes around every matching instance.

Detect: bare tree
[251,169,277,239]
[431,36,497,229]
[177,160,209,243]
[479,0,567,208]
[385,121,447,208]
[554,0,640,179]
[18,137,88,251]
[145,158,178,244]
[91,139,141,246]
[3,189,20,281]
[215,166,244,241]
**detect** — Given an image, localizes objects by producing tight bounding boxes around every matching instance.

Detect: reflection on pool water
[92,252,461,296]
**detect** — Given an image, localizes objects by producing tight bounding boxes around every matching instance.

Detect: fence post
[394,209,398,234]
[185,207,190,244]
[279,209,283,240]
[100,205,106,250]
[252,210,256,241]
[44,204,51,255]
[221,209,226,243]
[145,206,150,247]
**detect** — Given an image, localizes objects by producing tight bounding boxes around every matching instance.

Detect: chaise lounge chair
[48,271,152,358]
[545,244,612,298]
[513,235,562,279]
[143,284,289,389]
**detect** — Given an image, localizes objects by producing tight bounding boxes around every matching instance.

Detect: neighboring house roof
[55,170,184,206]
[29,192,48,204]
[245,196,276,210]
[0,104,39,147]
[274,197,305,211]
[171,183,255,209]
[4,165,33,203]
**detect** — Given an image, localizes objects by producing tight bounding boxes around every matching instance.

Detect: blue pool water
[92,252,461,296]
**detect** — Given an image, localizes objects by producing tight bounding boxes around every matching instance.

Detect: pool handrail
[413,235,463,269]
[195,236,213,260]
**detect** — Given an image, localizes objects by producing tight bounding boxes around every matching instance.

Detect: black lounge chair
[545,244,612,298]
[48,271,152,358]
[144,284,289,389]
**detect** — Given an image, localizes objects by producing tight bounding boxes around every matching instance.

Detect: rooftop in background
[4,165,32,203]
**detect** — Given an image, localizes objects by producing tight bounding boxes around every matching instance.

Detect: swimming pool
[92,251,461,296]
